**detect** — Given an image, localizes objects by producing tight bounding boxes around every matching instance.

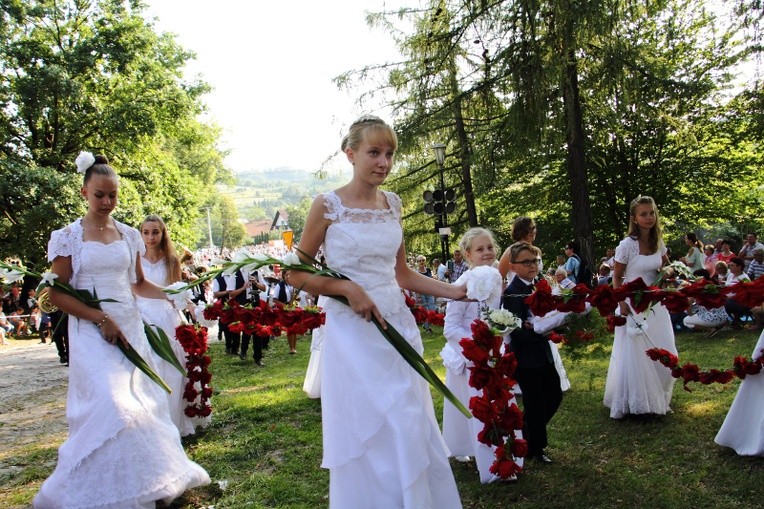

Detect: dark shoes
[531,452,553,464]
[255,360,265,367]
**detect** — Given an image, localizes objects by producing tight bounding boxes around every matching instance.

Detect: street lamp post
[203,206,214,253]
[429,143,453,263]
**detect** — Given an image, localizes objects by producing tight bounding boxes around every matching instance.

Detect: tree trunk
[562,49,595,270]
[448,56,479,227]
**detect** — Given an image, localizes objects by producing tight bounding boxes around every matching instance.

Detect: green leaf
[144,322,186,377]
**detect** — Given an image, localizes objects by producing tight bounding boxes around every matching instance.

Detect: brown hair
[512,216,536,242]
[509,241,541,262]
[140,214,182,284]
[83,154,117,185]
[627,195,663,254]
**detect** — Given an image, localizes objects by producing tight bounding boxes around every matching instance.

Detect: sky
[144,0,408,173]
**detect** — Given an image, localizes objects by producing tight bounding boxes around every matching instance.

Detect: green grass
[2,327,763,508]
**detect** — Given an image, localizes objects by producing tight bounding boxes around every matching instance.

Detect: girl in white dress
[442,227,519,482]
[34,153,209,509]
[604,195,677,419]
[288,116,467,509]
[715,329,764,455]
[137,214,209,436]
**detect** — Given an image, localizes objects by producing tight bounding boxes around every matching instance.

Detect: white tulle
[319,190,461,509]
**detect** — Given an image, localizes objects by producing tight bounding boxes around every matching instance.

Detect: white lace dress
[603,237,677,418]
[34,220,209,509]
[319,191,461,509]
[714,329,764,455]
[136,258,209,436]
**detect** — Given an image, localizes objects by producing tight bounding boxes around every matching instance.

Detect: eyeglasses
[513,258,541,267]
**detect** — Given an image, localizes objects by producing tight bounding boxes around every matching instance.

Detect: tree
[0,0,229,263]
[211,196,247,252]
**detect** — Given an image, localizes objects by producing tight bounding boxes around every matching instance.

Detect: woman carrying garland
[288,115,466,508]
[34,153,208,508]
[137,214,209,436]
[603,195,677,419]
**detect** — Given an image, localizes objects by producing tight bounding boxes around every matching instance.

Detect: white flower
[282,251,301,267]
[40,271,59,286]
[232,249,250,263]
[164,282,192,310]
[459,265,503,304]
[481,307,521,335]
[0,267,24,284]
[194,304,217,328]
[251,253,270,262]
[74,151,95,174]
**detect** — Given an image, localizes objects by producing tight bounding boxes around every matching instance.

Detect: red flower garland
[404,293,446,326]
[175,324,213,417]
[521,276,764,383]
[646,347,764,391]
[459,319,525,479]
[203,298,326,339]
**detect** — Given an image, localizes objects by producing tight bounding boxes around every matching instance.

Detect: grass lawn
[2,326,763,508]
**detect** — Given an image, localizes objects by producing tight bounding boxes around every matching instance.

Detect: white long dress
[302,296,326,399]
[714,329,764,455]
[136,258,209,436]
[319,191,461,509]
[35,220,209,509]
[442,292,523,483]
[603,237,677,419]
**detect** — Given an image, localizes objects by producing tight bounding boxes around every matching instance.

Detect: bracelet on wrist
[95,314,109,328]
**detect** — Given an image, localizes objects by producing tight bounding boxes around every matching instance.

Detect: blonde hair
[459,227,499,267]
[341,115,398,152]
[627,195,663,254]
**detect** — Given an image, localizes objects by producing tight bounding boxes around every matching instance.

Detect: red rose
[494,352,518,378]
[468,365,501,391]
[460,338,490,364]
[659,290,690,314]
[606,315,627,332]
[548,331,567,344]
[470,394,498,422]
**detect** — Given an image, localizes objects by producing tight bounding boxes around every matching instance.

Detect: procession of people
[1,116,763,509]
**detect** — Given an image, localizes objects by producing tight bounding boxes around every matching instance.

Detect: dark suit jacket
[215,271,258,305]
[502,275,554,369]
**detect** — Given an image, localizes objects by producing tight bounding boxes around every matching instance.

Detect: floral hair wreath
[75,151,95,174]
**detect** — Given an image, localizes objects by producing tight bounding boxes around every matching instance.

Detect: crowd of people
[3,115,763,508]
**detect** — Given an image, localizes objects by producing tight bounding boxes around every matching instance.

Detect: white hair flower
[75,151,96,174]
[457,265,503,304]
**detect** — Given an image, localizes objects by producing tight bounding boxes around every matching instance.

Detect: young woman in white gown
[442,227,521,482]
[714,328,764,455]
[34,153,209,509]
[137,214,209,436]
[604,195,677,419]
[288,116,467,509]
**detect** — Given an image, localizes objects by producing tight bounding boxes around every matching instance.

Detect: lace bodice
[48,219,145,286]
[615,236,666,285]
[321,190,404,316]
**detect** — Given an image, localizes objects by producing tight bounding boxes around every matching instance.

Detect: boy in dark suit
[502,242,563,464]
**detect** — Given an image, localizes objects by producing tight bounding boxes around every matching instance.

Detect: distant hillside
[219,168,344,222]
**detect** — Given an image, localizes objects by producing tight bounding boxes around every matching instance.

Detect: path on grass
[0,341,68,476]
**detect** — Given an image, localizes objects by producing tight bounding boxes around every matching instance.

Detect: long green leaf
[144,323,186,376]
[117,342,172,394]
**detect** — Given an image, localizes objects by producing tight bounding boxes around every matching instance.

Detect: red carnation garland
[203,297,326,340]
[175,324,213,417]
[522,276,764,384]
[646,347,764,391]
[404,293,446,327]
[460,319,526,479]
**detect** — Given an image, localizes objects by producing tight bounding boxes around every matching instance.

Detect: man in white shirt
[738,232,764,271]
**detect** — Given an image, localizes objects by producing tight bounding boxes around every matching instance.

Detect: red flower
[659,290,690,314]
[557,284,589,313]
[726,277,764,309]
[469,394,498,422]
[525,279,561,317]
[587,284,619,316]
[646,348,678,369]
[606,315,627,332]
[490,444,523,478]
[509,437,528,458]
[681,278,726,309]
[494,352,518,378]
[468,364,502,391]
[460,338,490,364]
[548,331,567,344]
